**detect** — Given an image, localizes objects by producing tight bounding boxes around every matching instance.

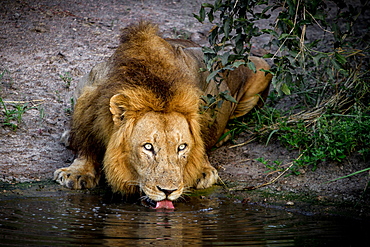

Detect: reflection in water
[0,191,369,246]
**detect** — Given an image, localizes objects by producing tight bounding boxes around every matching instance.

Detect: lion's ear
[110,94,126,125]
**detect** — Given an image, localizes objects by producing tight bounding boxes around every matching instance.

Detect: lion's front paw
[53,158,100,190]
[195,167,219,189]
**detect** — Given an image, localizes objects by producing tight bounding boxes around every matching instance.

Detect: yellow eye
[178,144,187,152]
[143,143,153,151]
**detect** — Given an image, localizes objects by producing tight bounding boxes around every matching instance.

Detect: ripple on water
[0,192,369,246]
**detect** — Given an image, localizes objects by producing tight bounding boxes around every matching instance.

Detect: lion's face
[129,111,193,202]
[104,95,199,208]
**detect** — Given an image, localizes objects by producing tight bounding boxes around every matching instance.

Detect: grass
[255,157,283,172]
[0,98,32,130]
[59,72,72,89]
[1,70,44,130]
[228,103,370,175]
[280,114,370,173]
[225,68,370,175]
[0,98,46,131]
[64,97,75,115]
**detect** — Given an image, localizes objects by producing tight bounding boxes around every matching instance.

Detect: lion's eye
[178,144,187,152]
[143,143,153,151]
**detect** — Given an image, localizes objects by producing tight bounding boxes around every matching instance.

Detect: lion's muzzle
[157,186,177,197]
[140,184,178,209]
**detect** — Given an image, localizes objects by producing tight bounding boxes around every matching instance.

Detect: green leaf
[233,60,245,68]
[266,129,279,146]
[221,52,230,66]
[218,129,233,142]
[278,33,297,40]
[193,13,202,23]
[223,64,234,70]
[209,26,219,45]
[335,52,347,65]
[201,3,214,8]
[312,53,327,66]
[261,28,278,37]
[224,18,231,39]
[262,53,273,58]
[235,39,244,54]
[199,6,205,22]
[260,68,273,75]
[206,69,220,83]
[217,99,224,108]
[208,10,214,22]
[281,83,291,95]
[327,167,370,183]
[220,91,237,103]
[285,72,292,85]
[261,4,275,15]
[202,47,215,54]
[331,58,343,71]
[201,94,217,105]
[247,61,256,72]
[214,0,222,9]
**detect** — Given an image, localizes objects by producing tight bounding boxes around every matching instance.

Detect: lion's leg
[232,93,263,119]
[231,57,272,119]
[213,57,271,147]
[216,83,268,147]
[195,156,219,189]
[195,166,219,189]
[53,157,100,190]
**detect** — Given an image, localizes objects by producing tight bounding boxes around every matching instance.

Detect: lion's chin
[141,198,175,210]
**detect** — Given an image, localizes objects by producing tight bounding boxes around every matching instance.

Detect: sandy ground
[1,0,369,215]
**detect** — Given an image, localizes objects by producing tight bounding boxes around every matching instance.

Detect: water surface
[0,189,368,246]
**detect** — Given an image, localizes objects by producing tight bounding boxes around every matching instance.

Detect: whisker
[139,195,149,201]
[139,195,157,208]
[175,195,188,203]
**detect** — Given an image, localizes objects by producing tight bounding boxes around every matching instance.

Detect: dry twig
[236,154,303,191]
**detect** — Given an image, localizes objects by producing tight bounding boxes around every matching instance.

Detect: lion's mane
[69,22,208,194]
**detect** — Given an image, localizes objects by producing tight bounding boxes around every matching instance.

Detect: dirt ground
[1,0,369,216]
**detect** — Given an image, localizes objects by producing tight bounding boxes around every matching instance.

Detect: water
[0,191,369,246]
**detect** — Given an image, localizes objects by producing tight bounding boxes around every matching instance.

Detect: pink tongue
[155,200,175,209]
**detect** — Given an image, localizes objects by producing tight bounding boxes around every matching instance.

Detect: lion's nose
[157,186,177,196]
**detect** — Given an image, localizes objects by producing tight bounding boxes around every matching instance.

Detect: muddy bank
[1,0,369,216]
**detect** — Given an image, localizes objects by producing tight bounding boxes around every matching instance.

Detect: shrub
[195,0,369,173]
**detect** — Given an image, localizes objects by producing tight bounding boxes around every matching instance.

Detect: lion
[54,22,272,209]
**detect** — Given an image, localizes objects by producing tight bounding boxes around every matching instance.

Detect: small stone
[286,201,294,206]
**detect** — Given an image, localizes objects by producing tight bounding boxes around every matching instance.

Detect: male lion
[54,22,271,209]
